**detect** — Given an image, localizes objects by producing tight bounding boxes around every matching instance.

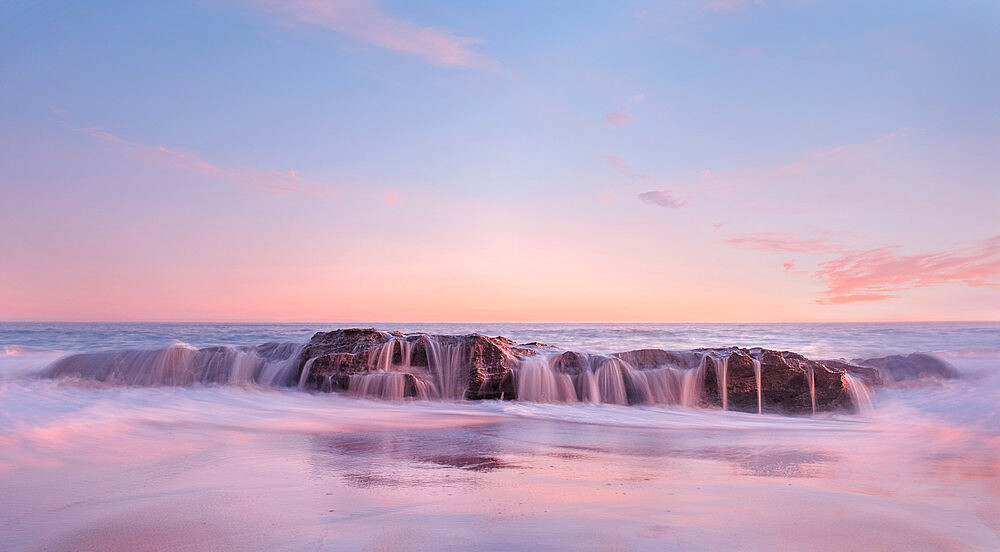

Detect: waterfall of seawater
[338,336,468,401]
[39,335,882,414]
[712,355,729,410]
[843,372,875,413]
[641,367,684,404]
[423,337,469,400]
[516,356,576,402]
[514,354,715,408]
[349,372,406,400]
[257,343,309,386]
[679,357,708,407]
[347,372,432,401]
[577,368,601,403]
[368,339,413,373]
[298,357,317,389]
[595,358,630,405]
[517,355,658,406]
[806,365,817,415]
[752,358,763,414]
[44,342,306,387]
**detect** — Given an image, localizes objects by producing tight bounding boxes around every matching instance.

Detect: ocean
[1,322,998,551]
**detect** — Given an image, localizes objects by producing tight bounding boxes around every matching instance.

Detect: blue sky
[1,0,998,321]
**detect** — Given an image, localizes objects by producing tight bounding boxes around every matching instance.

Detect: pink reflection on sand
[1,371,998,551]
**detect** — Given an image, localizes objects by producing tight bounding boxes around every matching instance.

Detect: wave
[2,345,29,356]
[41,342,305,387]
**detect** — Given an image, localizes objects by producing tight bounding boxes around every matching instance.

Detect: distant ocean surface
[3,321,999,358]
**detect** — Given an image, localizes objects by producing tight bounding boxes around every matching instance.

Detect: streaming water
[713,354,729,410]
[753,358,763,414]
[806,364,817,414]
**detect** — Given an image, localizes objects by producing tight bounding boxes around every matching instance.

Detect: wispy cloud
[638,190,687,209]
[816,236,1000,304]
[605,94,645,127]
[252,0,498,71]
[84,128,335,197]
[724,230,1000,303]
[688,128,916,196]
[613,151,687,210]
[604,154,629,169]
[724,232,843,254]
[605,112,634,127]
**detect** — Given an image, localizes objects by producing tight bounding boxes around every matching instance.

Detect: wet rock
[714,350,758,413]
[615,348,866,414]
[290,330,939,414]
[856,353,957,383]
[302,329,390,360]
[615,349,700,370]
[41,327,931,416]
[551,351,589,375]
[464,334,527,400]
[298,329,532,400]
[820,359,883,386]
[518,342,558,350]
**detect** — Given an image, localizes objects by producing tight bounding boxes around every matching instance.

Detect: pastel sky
[1,0,998,322]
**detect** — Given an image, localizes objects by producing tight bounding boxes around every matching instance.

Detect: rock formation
[295,329,894,414]
[40,328,953,416]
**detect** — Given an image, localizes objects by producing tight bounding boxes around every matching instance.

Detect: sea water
[0,322,997,551]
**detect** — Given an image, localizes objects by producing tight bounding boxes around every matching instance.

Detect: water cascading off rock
[39,328,947,415]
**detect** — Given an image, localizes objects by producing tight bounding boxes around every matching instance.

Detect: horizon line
[3,319,999,325]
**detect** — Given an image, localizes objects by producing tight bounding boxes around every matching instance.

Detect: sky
[0,0,998,322]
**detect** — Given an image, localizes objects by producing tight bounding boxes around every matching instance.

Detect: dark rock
[552,351,589,375]
[819,359,883,386]
[719,351,758,413]
[682,349,858,414]
[303,328,391,358]
[856,353,957,383]
[298,329,532,400]
[42,327,928,416]
[464,334,523,400]
[519,342,558,349]
[615,349,701,370]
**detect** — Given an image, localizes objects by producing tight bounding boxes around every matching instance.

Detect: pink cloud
[384,191,400,204]
[253,0,498,71]
[816,236,1000,304]
[725,230,1000,303]
[638,190,687,209]
[605,94,644,127]
[604,154,629,169]
[84,128,335,197]
[605,111,633,127]
[820,291,898,304]
[724,232,843,254]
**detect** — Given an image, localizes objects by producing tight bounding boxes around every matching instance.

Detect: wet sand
[1,377,996,551]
